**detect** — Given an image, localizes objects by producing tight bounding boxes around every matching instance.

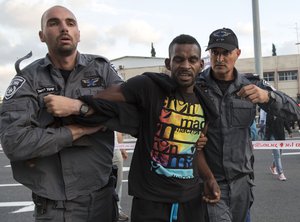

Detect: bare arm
[116,131,123,143]
[116,132,128,160]
[195,126,220,203]
[93,85,126,101]
[195,123,209,151]
[197,150,221,203]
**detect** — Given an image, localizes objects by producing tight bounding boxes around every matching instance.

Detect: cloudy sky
[1,0,300,95]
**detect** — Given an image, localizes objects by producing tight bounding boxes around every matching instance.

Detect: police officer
[0,5,123,222]
[197,28,300,222]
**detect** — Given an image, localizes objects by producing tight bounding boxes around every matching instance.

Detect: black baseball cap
[206,28,239,51]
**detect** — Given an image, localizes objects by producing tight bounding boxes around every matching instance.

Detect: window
[278,70,298,81]
[263,72,275,81]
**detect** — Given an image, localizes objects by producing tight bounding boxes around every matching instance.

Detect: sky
[1,0,300,96]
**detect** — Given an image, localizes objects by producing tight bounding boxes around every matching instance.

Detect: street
[0,144,300,222]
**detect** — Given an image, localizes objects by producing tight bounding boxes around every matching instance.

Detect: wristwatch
[79,103,89,117]
[268,91,276,104]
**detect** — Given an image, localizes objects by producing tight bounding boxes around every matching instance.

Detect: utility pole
[295,23,300,54]
[252,0,263,78]
[295,23,300,96]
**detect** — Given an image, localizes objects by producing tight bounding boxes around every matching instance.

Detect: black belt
[218,173,249,184]
[32,193,65,216]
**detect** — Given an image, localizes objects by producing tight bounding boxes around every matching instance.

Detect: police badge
[4,76,26,100]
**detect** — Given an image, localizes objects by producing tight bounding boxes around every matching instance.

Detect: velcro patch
[81,77,102,88]
[110,63,123,80]
[36,87,57,94]
[4,76,26,100]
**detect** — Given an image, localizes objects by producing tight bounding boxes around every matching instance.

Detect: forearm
[93,84,126,101]
[197,150,221,203]
[197,150,215,181]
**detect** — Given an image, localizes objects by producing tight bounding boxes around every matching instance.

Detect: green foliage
[272,43,277,56]
[151,42,156,57]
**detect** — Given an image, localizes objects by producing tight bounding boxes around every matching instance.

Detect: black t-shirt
[121,74,206,203]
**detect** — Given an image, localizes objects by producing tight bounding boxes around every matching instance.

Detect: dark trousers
[131,195,205,222]
[32,182,118,222]
[206,175,254,222]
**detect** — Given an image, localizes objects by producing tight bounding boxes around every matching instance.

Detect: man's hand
[237,84,269,104]
[66,124,107,141]
[44,94,83,117]
[121,149,128,160]
[196,133,208,151]
[196,123,209,151]
[202,178,221,204]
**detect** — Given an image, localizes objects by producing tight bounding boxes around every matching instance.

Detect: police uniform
[0,53,123,221]
[197,68,300,222]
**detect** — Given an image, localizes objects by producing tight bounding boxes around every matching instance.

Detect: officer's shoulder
[17,58,44,77]
[241,73,262,84]
[83,54,110,63]
[242,73,260,80]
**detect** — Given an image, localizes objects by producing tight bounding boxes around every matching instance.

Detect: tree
[272,43,277,56]
[151,42,156,57]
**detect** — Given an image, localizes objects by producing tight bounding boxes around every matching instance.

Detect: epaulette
[81,54,108,64]
[243,73,260,81]
[93,55,109,63]
[242,73,261,85]
[85,54,121,76]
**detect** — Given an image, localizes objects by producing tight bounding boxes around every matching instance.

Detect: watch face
[80,104,89,114]
[268,91,276,104]
[270,91,276,99]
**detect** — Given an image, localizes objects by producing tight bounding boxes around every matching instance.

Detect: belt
[218,173,249,184]
[32,193,65,209]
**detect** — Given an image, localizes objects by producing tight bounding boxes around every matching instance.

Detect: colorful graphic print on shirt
[151,96,205,179]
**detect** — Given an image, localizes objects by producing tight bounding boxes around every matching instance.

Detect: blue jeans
[271,136,283,174]
[246,209,251,222]
[272,149,283,174]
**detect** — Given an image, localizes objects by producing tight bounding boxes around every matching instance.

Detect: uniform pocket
[230,99,256,127]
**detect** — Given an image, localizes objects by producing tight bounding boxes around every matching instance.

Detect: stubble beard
[56,44,77,57]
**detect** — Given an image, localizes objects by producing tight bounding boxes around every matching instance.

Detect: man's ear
[165,58,171,70]
[39,31,45,42]
[234,49,241,62]
[78,30,81,42]
[200,59,204,71]
[236,49,241,57]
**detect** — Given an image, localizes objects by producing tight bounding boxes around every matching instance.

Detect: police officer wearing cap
[196,28,300,222]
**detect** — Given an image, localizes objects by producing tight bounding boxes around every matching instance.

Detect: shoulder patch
[110,62,123,80]
[4,76,26,100]
[262,79,276,91]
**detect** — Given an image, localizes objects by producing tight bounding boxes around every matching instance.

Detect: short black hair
[168,34,201,57]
